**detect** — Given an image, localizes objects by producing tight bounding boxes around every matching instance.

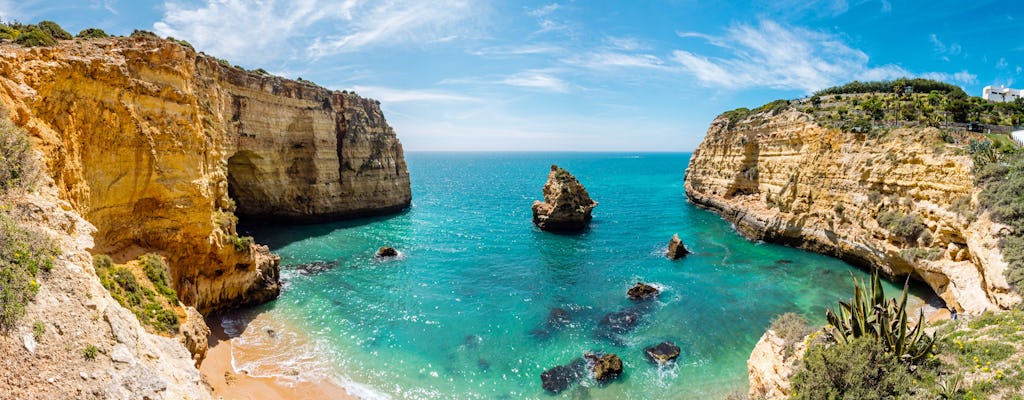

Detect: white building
[983,85,1023,102]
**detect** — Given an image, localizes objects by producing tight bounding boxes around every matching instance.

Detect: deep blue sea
[227,152,926,399]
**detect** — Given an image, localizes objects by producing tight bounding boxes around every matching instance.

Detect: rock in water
[627,282,660,300]
[644,341,681,365]
[547,307,572,329]
[532,165,598,232]
[540,358,586,393]
[666,234,690,260]
[376,246,399,257]
[585,352,624,382]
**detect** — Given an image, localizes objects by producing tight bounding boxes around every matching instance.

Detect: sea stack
[532,165,598,232]
[667,234,690,260]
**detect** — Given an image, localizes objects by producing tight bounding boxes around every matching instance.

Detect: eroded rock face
[747,329,806,400]
[684,108,1021,314]
[532,165,597,232]
[0,37,410,314]
[667,234,690,260]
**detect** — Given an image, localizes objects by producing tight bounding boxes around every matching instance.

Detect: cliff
[685,105,1020,314]
[0,36,411,314]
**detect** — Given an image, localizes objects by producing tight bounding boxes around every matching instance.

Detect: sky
[2,1,1022,151]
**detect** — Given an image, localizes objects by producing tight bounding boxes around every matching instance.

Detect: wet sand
[200,315,357,400]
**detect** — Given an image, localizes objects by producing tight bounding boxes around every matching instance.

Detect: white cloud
[154,0,479,63]
[350,85,480,103]
[527,3,560,17]
[567,52,666,70]
[500,71,569,92]
[671,20,973,93]
[929,33,962,61]
[919,70,978,85]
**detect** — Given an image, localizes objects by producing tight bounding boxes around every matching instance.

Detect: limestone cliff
[0,36,411,314]
[532,165,598,232]
[747,329,806,400]
[685,106,1020,314]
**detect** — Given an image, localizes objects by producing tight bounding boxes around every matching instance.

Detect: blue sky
[3,1,1022,151]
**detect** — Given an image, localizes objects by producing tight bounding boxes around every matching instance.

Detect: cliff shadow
[237,209,411,250]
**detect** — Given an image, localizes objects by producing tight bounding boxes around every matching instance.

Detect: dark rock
[627,282,659,301]
[376,246,398,257]
[644,341,681,365]
[295,260,338,276]
[598,310,640,334]
[532,165,598,232]
[666,234,690,260]
[547,307,572,329]
[265,328,277,338]
[584,352,623,382]
[529,327,551,341]
[540,358,586,393]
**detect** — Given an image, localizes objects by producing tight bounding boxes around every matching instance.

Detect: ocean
[227,152,927,399]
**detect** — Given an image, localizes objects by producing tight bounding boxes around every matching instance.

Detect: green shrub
[95,254,179,333]
[140,253,177,303]
[32,321,44,341]
[14,26,57,47]
[92,254,113,272]
[876,211,929,245]
[0,120,40,195]
[130,29,159,39]
[770,312,813,357]
[82,344,98,360]
[76,28,109,39]
[791,336,921,399]
[36,20,70,40]
[976,157,1024,290]
[166,36,193,50]
[229,235,253,252]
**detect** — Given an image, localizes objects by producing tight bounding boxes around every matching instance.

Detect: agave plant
[825,270,936,364]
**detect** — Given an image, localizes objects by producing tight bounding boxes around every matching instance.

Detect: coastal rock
[584,352,624,382]
[598,310,640,334]
[540,358,586,393]
[0,37,410,314]
[627,282,660,300]
[684,106,1021,314]
[666,234,690,260]
[644,341,681,365]
[532,165,598,232]
[376,246,399,258]
[747,329,807,400]
[295,260,339,276]
[179,307,211,366]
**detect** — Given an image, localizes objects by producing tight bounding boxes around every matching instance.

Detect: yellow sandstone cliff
[0,36,411,314]
[685,107,1020,315]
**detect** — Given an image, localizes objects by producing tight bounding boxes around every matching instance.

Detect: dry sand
[200,315,357,400]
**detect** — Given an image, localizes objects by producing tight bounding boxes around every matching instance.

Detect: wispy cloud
[469,44,563,57]
[672,20,974,93]
[919,70,978,85]
[350,85,480,103]
[500,71,569,92]
[155,0,480,64]
[929,33,962,61]
[565,52,666,70]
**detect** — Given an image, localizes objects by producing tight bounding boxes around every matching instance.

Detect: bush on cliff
[976,158,1024,291]
[76,28,109,39]
[94,253,180,334]
[13,26,56,47]
[791,336,922,399]
[37,20,71,40]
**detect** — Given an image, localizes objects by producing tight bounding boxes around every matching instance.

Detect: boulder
[666,234,690,260]
[627,282,659,301]
[644,341,681,365]
[585,352,623,382]
[376,246,399,257]
[532,165,598,232]
[540,358,586,393]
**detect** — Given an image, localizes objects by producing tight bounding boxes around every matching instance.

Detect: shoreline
[200,314,357,400]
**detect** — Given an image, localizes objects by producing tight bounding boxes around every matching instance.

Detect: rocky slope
[685,106,1020,314]
[0,36,411,314]
[0,182,210,399]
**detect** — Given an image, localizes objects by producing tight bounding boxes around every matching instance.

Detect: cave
[226,150,269,216]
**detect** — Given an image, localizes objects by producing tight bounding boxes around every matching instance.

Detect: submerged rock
[585,352,624,382]
[540,358,587,393]
[547,307,572,329]
[376,246,399,258]
[627,282,660,301]
[666,234,690,260]
[295,260,339,276]
[644,341,681,365]
[531,165,598,232]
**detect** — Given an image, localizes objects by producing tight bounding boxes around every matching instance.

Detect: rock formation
[644,341,681,365]
[747,329,806,400]
[666,234,690,259]
[547,307,572,329]
[532,165,597,232]
[627,282,660,300]
[376,246,399,257]
[685,106,1020,314]
[584,352,624,382]
[0,36,411,314]
[539,358,586,393]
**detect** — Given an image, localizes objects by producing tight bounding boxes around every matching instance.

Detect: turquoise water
[229,152,925,399]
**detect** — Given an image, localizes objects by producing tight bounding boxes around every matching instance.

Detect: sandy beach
[200,315,357,400]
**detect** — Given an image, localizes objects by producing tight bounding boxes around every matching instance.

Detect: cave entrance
[227,151,266,216]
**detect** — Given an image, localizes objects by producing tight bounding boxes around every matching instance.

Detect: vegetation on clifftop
[94,253,180,334]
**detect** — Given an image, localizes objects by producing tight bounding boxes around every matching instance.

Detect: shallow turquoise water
[231,152,925,399]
